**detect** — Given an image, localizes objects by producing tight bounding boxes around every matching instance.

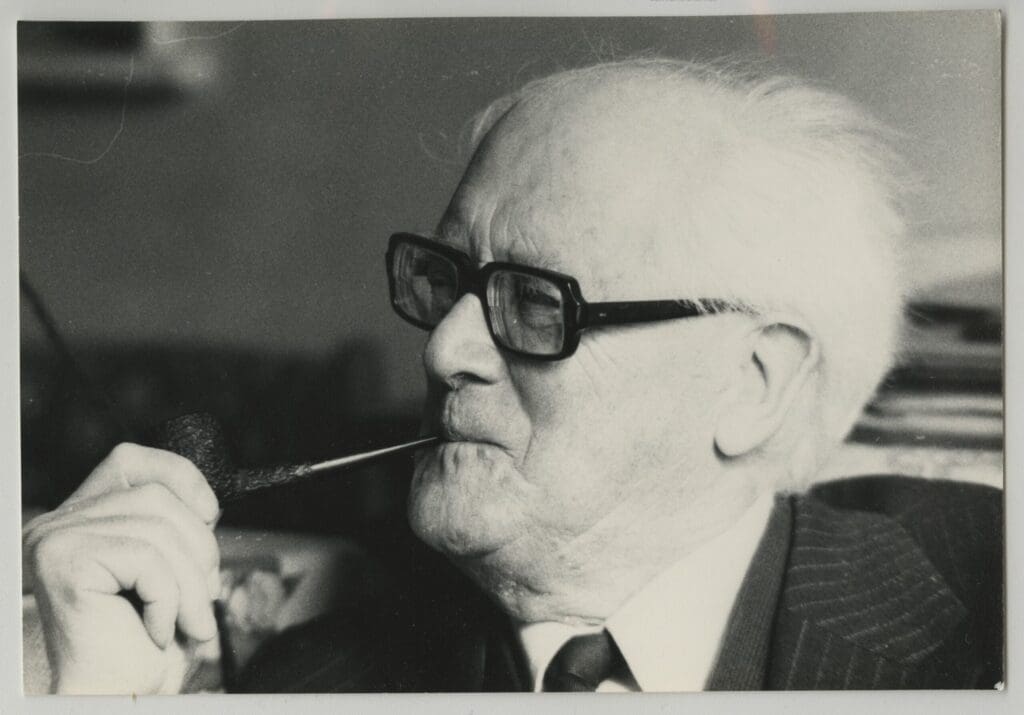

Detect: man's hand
[22,443,222,694]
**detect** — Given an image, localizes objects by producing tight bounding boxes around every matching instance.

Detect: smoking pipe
[153,412,439,504]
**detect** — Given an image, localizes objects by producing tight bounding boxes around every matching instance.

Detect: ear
[714,318,820,458]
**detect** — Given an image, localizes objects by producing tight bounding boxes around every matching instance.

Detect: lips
[426,409,510,453]
[440,421,468,442]
[439,419,506,448]
[423,392,515,456]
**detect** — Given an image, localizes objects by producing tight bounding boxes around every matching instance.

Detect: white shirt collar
[515,492,775,692]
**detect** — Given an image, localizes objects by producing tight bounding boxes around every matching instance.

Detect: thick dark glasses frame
[386,232,732,360]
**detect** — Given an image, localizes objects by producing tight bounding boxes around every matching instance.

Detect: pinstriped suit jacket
[236,475,1003,692]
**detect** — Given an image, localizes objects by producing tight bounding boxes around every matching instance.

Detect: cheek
[506,354,641,502]
[515,327,731,486]
[507,363,591,464]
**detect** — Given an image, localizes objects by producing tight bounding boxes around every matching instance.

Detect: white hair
[463,58,910,481]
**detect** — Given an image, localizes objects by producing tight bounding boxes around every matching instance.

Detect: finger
[94,536,207,649]
[47,515,219,643]
[70,443,219,522]
[135,560,181,649]
[36,530,181,649]
[28,483,221,575]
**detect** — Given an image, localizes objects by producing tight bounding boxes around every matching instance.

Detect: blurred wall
[19,13,1002,420]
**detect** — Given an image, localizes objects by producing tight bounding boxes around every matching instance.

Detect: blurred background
[19,13,1002,533]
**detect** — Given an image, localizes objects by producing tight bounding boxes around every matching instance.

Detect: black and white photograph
[15,8,1005,700]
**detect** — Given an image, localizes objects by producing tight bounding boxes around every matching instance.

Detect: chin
[407,442,528,559]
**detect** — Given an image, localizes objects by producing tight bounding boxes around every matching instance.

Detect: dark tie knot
[542,629,629,692]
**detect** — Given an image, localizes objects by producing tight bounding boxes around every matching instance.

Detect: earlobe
[714,320,819,458]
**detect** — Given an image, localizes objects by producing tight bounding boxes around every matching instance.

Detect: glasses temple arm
[581,299,732,328]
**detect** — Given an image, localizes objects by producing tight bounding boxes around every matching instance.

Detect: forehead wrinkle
[511,135,701,298]
[435,199,496,263]
[449,75,723,298]
[497,205,570,273]
[451,179,580,274]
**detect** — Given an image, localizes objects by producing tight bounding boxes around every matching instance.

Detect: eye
[425,264,453,289]
[513,281,562,328]
[517,282,560,309]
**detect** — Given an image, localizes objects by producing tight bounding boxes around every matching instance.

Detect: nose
[423,293,506,388]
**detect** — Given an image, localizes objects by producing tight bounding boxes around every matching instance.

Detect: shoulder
[807,473,1001,528]
[771,475,1002,689]
[805,474,1003,603]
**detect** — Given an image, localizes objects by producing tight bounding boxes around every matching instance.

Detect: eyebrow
[431,224,567,274]
[433,208,478,248]
[434,222,469,246]
[500,249,564,273]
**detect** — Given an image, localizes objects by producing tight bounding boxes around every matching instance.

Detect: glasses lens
[488,270,566,356]
[390,241,459,327]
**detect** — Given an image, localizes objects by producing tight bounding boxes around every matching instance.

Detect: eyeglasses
[385,232,733,360]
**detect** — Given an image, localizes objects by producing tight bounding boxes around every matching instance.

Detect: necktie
[542,629,629,692]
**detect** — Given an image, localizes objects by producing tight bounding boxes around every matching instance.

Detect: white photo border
[1,2,1016,714]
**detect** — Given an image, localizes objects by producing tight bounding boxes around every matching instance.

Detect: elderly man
[24,59,1002,693]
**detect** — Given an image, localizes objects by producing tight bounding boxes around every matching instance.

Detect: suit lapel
[706,495,793,689]
[766,494,968,689]
[709,491,970,690]
[423,573,530,692]
[480,613,531,691]
[439,602,531,692]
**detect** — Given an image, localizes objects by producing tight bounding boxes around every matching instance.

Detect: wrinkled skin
[407,74,765,624]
